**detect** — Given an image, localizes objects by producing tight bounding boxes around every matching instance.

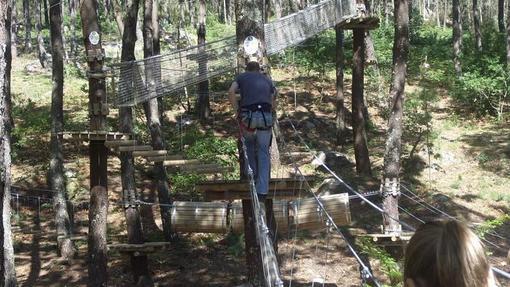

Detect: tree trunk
[453,0,462,77]
[143,0,173,242]
[23,0,31,51]
[382,0,409,235]
[112,0,125,36]
[152,0,164,118]
[87,186,108,287]
[0,0,17,285]
[37,0,49,67]
[271,0,282,18]
[80,1,109,285]
[49,0,75,261]
[363,0,378,65]
[10,0,17,58]
[499,0,505,32]
[119,1,154,284]
[43,0,49,27]
[196,0,210,123]
[69,0,77,56]
[473,0,482,52]
[352,29,372,176]
[507,0,510,66]
[335,24,346,146]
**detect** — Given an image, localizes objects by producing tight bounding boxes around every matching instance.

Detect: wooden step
[118,145,153,152]
[132,150,168,157]
[104,140,137,147]
[146,154,185,162]
[180,166,234,175]
[162,159,201,166]
[108,242,172,253]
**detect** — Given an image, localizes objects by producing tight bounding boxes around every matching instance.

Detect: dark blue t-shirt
[236,72,275,107]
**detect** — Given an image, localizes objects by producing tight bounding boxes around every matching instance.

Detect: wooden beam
[59,131,131,141]
[108,242,172,253]
[133,150,169,157]
[104,140,137,147]
[144,154,185,161]
[337,16,380,30]
[162,159,201,166]
[117,145,153,152]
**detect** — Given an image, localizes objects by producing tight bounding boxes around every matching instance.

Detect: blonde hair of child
[404,219,491,287]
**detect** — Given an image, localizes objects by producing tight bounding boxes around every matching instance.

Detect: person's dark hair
[404,219,492,287]
[246,61,260,72]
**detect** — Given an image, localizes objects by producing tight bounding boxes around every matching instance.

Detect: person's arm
[228,81,239,114]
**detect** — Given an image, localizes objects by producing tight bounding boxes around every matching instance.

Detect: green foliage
[403,88,437,158]
[475,215,510,239]
[225,232,245,257]
[358,237,403,287]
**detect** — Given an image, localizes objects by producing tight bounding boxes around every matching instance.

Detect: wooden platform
[337,15,380,30]
[108,242,172,253]
[361,232,414,246]
[197,178,310,200]
[59,131,131,141]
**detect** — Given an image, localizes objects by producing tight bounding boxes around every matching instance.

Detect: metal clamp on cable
[122,189,138,208]
[380,177,400,197]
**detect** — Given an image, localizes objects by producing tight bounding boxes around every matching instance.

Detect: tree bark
[507,0,510,66]
[352,29,372,176]
[37,0,49,67]
[23,0,31,51]
[43,0,49,27]
[49,0,75,261]
[143,0,173,242]
[196,0,210,123]
[473,0,482,52]
[271,0,282,18]
[112,0,125,36]
[87,186,108,287]
[10,0,17,58]
[499,0,505,32]
[335,24,346,146]
[0,0,17,285]
[68,0,77,56]
[363,0,377,65]
[119,1,154,284]
[80,1,109,285]
[452,0,462,77]
[382,0,409,234]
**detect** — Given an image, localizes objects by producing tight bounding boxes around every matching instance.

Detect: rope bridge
[109,0,357,107]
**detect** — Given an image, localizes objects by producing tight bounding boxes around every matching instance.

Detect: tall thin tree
[10,0,17,58]
[49,0,75,261]
[382,0,409,234]
[143,0,173,241]
[196,0,210,123]
[352,28,372,176]
[453,0,462,76]
[36,0,49,67]
[119,0,154,285]
[23,0,31,51]
[507,0,510,66]
[335,24,346,146]
[499,0,505,32]
[0,0,16,285]
[473,0,482,52]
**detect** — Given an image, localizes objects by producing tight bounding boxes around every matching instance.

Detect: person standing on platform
[228,60,277,202]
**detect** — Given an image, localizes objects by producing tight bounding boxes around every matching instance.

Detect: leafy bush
[358,237,403,286]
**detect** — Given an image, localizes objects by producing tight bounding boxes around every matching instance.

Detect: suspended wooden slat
[104,140,137,147]
[171,201,228,233]
[144,154,185,161]
[198,178,309,200]
[117,145,153,152]
[230,200,289,233]
[290,193,351,230]
[108,242,172,253]
[162,159,201,166]
[59,131,131,141]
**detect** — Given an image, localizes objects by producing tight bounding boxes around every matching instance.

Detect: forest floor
[9,54,510,286]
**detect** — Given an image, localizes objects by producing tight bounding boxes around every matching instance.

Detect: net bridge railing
[109,0,358,107]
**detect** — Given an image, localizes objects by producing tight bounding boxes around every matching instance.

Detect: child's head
[404,219,493,287]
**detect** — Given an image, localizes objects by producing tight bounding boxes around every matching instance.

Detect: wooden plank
[179,165,234,175]
[162,159,201,166]
[59,131,131,141]
[204,189,299,201]
[144,154,185,161]
[337,16,380,30]
[108,242,171,252]
[104,140,137,147]
[198,178,310,201]
[117,145,153,152]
